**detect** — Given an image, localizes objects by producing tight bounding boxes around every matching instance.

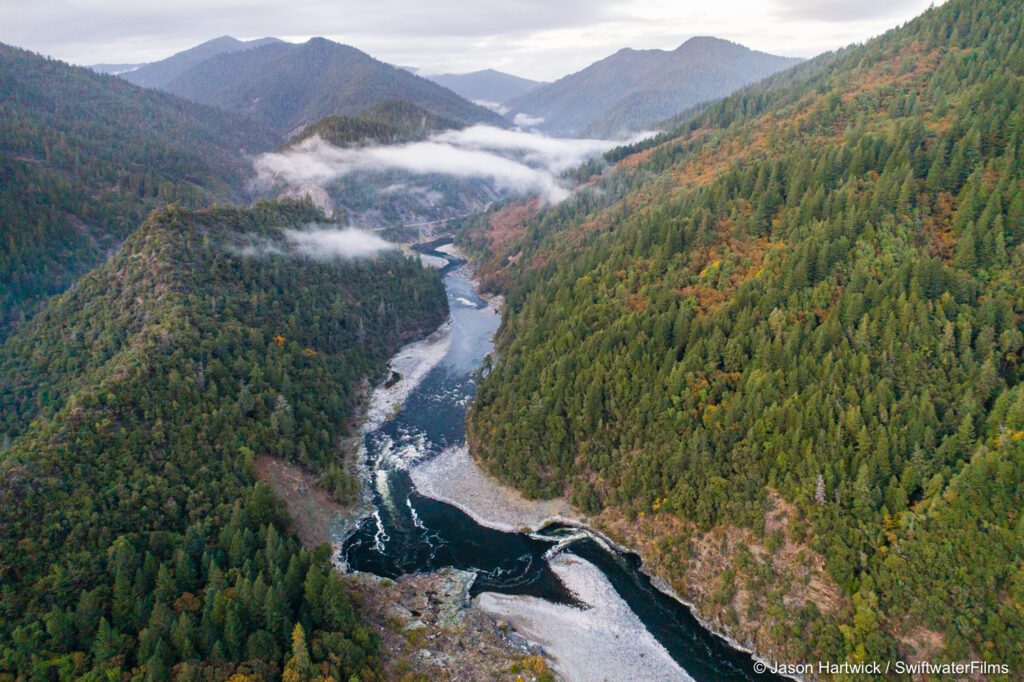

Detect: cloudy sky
[2,0,938,81]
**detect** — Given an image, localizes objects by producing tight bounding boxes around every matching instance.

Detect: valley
[2,0,1022,679]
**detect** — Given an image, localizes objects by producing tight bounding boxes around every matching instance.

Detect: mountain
[115,35,283,89]
[0,200,447,677]
[162,38,507,136]
[427,69,544,106]
[0,42,277,336]
[505,36,800,137]
[462,0,1024,672]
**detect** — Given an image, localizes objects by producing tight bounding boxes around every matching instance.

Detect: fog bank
[254,124,648,206]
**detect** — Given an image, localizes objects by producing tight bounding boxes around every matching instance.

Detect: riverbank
[474,553,689,682]
[363,320,452,433]
[408,448,752,681]
[253,455,370,547]
[410,445,575,532]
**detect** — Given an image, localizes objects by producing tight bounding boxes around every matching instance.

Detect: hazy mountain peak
[506,36,800,137]
[676,34,729,47]
[426,68,544,105]
[159,37,506,135]
[114,34,285,89]
[205,35,244,46]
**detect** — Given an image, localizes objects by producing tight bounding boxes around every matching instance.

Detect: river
[340,242,785,681]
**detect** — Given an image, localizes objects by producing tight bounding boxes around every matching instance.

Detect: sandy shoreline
[410,445,575,532]
[474,553,689,682]
[434,241,466,259]
[411,447,692,681]
[362,321,452,433]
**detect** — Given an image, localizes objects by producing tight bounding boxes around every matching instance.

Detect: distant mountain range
[89,36,279,81]
[99,37,505,136]
[426,69,545,107]
[506,36,801,137]
[118,35,283,89]
[92,35,801,140]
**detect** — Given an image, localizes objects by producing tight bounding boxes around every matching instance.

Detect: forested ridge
[0,201,447,679]
[289,100,461,148]
[465,0,1024,671]
[0,43,278,337]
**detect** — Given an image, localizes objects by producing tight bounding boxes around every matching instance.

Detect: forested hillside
[289,100,461,148]
[162,38,505,136]
[0,201,447,678]
[465,0,1024,670]
[505,37,799,138]
[0,43,277,337]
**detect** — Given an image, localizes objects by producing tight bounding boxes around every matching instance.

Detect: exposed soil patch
[254,455,358,549]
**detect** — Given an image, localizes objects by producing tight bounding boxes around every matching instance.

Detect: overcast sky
[2,0,938,81]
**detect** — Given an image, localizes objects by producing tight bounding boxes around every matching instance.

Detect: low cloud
[474,99,510,115]
[512,112,545,128]
[228,224,395,259]
[254,124,648,205]
[773,0,925,22]
[433,125,628,173]
[284,226,395,259]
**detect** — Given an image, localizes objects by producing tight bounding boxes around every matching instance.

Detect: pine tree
[283,623,313,682]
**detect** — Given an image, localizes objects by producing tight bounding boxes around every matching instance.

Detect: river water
[341,244,784,681]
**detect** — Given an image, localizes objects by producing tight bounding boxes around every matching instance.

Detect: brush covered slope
[505,36,800,138]
[465,0,1024,670]
[0,201,447,679]
[162,38,506,136]
[0,43,277,336]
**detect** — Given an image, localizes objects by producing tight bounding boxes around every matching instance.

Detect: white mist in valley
[253,124,651,207]
[284,226,394,259]
[511,112,545,128]
[229,224,397,260]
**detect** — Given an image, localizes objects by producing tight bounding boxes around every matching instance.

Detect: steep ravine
[333,240,785,681]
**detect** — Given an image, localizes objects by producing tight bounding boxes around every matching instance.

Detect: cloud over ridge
[284,226,395,259]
